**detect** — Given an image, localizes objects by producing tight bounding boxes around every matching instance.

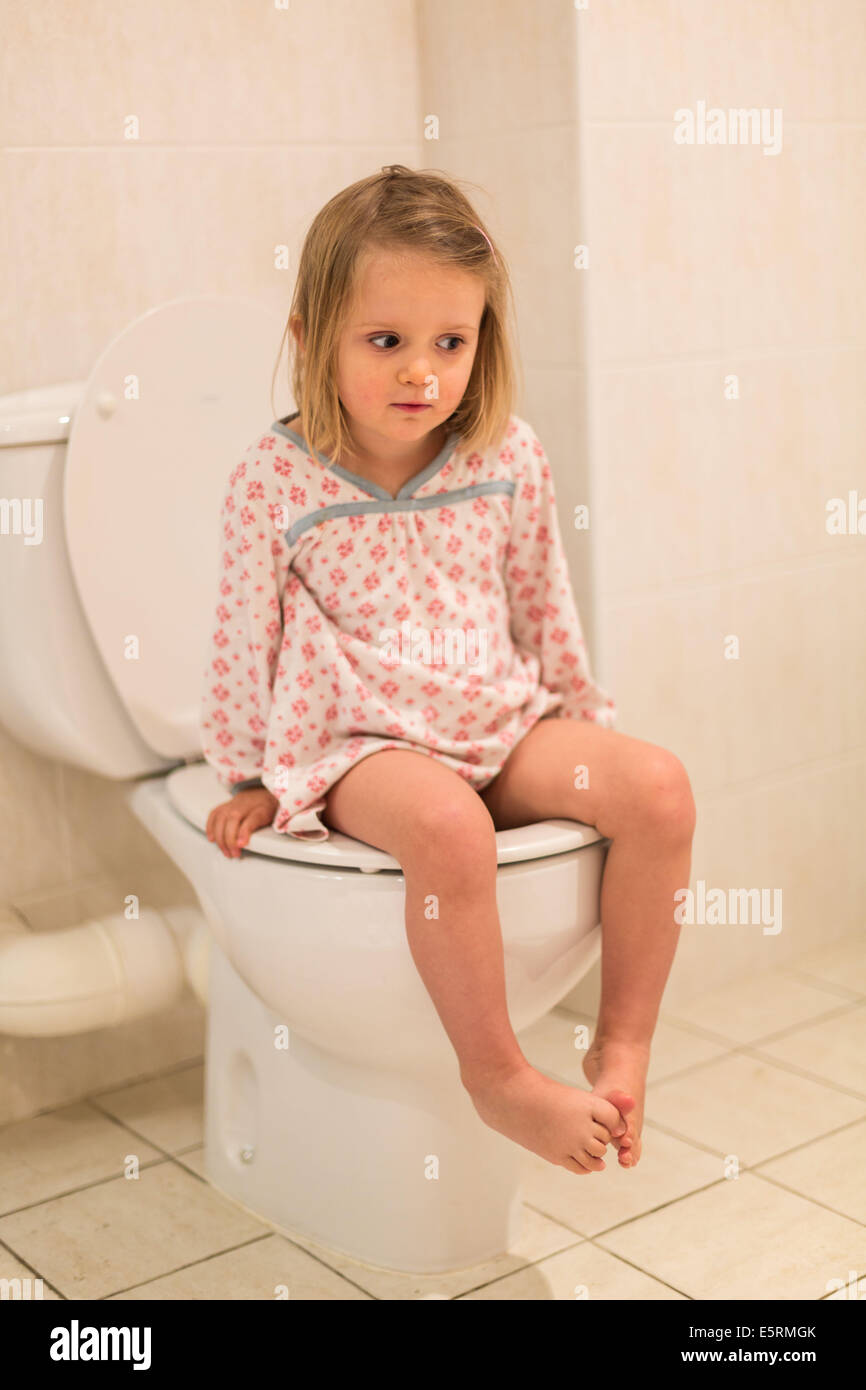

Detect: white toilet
[0,297,610,1274]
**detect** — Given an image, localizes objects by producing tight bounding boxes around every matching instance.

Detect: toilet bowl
[0,297,610,1274]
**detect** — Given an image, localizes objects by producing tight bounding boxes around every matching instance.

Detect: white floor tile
[108,1233,371,1300]
[520,1126,725,1237]
[662,968,855,1045]
[751,1003,866,1096]
[755,1117,866,1224]
[637,1052,866,1166]
[596,1172,866,1300]
[0,1159,269,1299]
[459,1241,686,1300]
[0,1102,162,1215]
[90,1063,205,1152]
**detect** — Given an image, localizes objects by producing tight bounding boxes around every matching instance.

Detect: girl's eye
[368,334,464,352]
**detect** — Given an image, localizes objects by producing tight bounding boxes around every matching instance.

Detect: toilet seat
[166,762,604,872]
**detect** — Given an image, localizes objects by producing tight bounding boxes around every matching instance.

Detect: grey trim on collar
[271,413,462,502]
[284,478,516,547]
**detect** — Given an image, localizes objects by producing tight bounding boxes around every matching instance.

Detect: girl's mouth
[391,403,431,412]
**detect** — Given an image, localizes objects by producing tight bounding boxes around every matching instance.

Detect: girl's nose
[400,358,432,383]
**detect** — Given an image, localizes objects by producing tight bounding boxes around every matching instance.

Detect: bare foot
[462,1061,632,1175]
[582,1038,650,1168]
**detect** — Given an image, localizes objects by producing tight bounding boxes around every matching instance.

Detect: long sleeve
[505,427,617,729]
[198,453,290,794]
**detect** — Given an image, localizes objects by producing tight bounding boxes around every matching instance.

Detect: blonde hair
[270,164,521,465]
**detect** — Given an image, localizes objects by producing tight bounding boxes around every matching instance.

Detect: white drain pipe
[0,902,209,1037]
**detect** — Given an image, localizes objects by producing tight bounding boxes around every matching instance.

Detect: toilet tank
[0,383,175,779]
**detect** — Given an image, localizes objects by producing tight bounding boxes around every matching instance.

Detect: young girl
[200,165,696,1177]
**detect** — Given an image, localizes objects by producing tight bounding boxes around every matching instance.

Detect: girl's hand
[206,787,279,858]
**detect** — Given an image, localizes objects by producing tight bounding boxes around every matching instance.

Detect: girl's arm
[505,427,617,728]
[199,452,292,793]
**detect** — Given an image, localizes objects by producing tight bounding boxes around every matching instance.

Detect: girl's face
[334,246,486,458]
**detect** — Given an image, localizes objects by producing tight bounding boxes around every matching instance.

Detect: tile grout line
[542,1004,866,1103]
[774,967,866,1001]
[0,1233,67,1300]
[661,997,865,1051]
[98,1230,376,1303]
[452,1236,587,1301]
[559,986,866,1051]
[522,1113,866,1247]
[0,1154,174,1220]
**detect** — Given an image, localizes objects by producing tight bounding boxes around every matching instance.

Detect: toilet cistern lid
[63,296,290,761]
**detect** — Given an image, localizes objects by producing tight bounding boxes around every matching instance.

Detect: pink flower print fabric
[198,412,617,841]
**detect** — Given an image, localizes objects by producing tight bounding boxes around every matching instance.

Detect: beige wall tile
[720,351,866,573]
[419,0,576,136]
[0,731,65,902]
[1,1,419,147]
[578,0,866,123]
[721,126,866,351]
[723,564,851,780]
[592,361,728,593]
[6,144,414,392]
[666,764,863,1003]
[434,127,586,368]
[0,1004,204,1128]
[582,126,732,361]
[602,586,728,795]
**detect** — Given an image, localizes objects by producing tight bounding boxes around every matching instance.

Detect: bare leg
[480,717,697,1168]
[322,748,631,1175]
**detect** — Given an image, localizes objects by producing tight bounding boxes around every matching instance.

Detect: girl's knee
[401,793,497,877]
[633,749,696,841]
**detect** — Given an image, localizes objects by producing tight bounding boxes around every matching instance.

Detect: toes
[602,1088,634,1137]
[606,1088,635,1117]
[619,1139,641,1168]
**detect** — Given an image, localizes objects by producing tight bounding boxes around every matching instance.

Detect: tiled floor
[1,932,865,1300]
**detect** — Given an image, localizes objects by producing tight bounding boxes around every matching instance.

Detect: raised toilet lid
[167,763,604,872]
[64,296,289,761]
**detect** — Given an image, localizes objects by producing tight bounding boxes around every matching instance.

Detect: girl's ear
[289,314,304,351]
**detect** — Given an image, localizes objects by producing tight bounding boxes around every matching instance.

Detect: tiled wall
[419,0,865,1013]
[1,2,863,1121]
[576,0,866,1003]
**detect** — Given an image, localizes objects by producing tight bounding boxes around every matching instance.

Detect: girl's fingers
[208,798,275,857]
[224,813,244,856]
[236,807,271,849]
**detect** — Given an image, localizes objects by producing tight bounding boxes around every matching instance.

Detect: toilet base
[203,940,525,1275]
